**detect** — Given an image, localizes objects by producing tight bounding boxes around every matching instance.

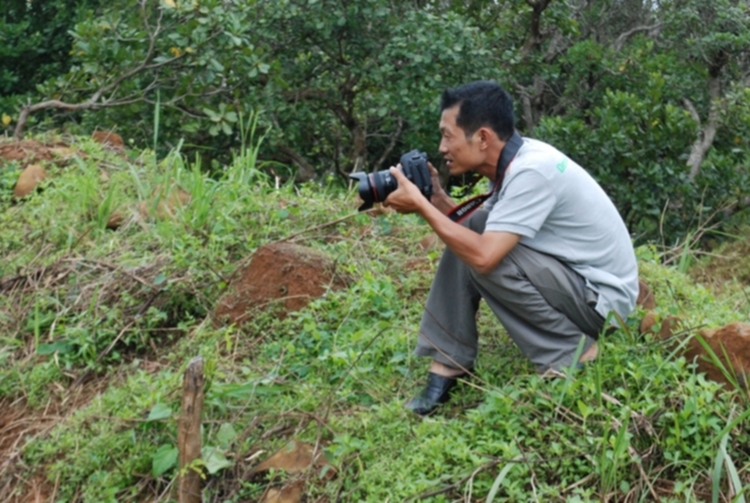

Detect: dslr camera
[349,150,433,211]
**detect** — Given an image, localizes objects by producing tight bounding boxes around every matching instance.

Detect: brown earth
[214,243,348,327]
[0,140,59,165]
[0,378,111,502]
[91,130,125,153]
[686,322,750,390]
[638,278,749,390]
[1,138,83,200]
[636,278,656,310]
[639,311,684,340]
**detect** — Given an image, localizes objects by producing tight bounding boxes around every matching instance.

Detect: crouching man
[383,81,638,415]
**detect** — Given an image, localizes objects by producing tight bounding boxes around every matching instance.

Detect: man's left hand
[383,166,428,214]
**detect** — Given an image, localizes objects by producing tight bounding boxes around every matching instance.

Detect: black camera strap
[446,131,524,223]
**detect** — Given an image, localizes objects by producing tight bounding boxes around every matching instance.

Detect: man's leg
[405,211,487,415]
[469,244,605,372]
[414,211,487,372]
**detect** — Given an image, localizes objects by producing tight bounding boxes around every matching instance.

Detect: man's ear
[478,127,492,150]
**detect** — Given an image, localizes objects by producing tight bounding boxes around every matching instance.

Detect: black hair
[440,81,515,141]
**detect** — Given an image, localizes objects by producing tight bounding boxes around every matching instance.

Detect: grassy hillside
[1,133,749,502]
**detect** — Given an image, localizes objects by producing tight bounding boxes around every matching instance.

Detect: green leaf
[152,444,178,477]
[37,340,74,355]
[486,457,520,502]
[153,273,167,285]
[147,402,173,421]
[216,423,237,449]
[203,446,233,474]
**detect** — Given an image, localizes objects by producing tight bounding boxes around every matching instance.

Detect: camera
[349,150,433,211]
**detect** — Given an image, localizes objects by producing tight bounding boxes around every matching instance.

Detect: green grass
[1,133,749,502]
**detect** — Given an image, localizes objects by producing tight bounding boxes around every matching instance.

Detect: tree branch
[613,23,662,52]
[373,116,404,172]
[12,0,177,139]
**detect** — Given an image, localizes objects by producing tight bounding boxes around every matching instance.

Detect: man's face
[439,105,483,176]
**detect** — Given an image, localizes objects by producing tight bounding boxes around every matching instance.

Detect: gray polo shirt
[484,137,638,320]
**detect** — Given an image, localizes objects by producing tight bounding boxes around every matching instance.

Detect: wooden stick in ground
[178,356,204,503]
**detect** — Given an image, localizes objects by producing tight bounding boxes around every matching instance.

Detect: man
[384,81,638,416]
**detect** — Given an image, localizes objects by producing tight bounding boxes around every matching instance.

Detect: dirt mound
[91,130,125,153]
[214,243,348,326]
[686,322,750,389]
[0,139,61,165]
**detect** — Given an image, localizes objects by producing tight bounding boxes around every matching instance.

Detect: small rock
[13,164,47,198]
[106,211,126,230]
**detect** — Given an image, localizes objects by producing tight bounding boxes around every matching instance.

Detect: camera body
[350,150,433,211]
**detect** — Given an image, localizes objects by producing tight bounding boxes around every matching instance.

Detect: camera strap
[446,131,523,223]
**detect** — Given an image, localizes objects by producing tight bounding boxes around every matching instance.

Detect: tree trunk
[685,72,722,181]
[177,356,204,503]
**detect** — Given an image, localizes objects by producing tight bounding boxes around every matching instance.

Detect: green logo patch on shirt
[556,158,568,173]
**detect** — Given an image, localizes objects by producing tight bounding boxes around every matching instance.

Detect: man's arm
[385,168,520,274]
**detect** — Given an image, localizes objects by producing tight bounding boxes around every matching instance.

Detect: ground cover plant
[1,132,749,502]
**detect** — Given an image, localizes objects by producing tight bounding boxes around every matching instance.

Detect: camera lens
[349,151,430,212]
[350,170,398,211]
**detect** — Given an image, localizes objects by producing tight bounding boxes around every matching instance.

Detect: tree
[659,0,750,180]
[243,0,504,179]
[0,0,101,97]
[12,0,266,145]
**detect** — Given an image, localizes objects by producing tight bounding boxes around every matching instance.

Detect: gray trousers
[416,210,605,372]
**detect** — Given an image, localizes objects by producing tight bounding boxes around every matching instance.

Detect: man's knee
[467,244,523,285]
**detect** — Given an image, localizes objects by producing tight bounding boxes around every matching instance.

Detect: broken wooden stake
[178,356,204,503]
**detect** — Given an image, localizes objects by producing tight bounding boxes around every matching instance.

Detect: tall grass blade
[693,333,742,392]
[712,433,727,503]
[153,89,161,161]
[678,230,693,274]
[486,457,520,503]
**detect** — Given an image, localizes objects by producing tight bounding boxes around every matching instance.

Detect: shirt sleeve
[484,169,556,238]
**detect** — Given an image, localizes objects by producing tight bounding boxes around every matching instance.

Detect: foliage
[1,135,749,501]
[0,0,102,97]
[6,0,748,245]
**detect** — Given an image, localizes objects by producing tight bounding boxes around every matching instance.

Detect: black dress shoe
[405,371,469,416]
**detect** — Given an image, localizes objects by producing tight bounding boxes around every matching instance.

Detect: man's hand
[427,162,457,214]
[428,162,444,197]
[383,166,429,214]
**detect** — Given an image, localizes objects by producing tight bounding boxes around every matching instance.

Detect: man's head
[438,81,515,177]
